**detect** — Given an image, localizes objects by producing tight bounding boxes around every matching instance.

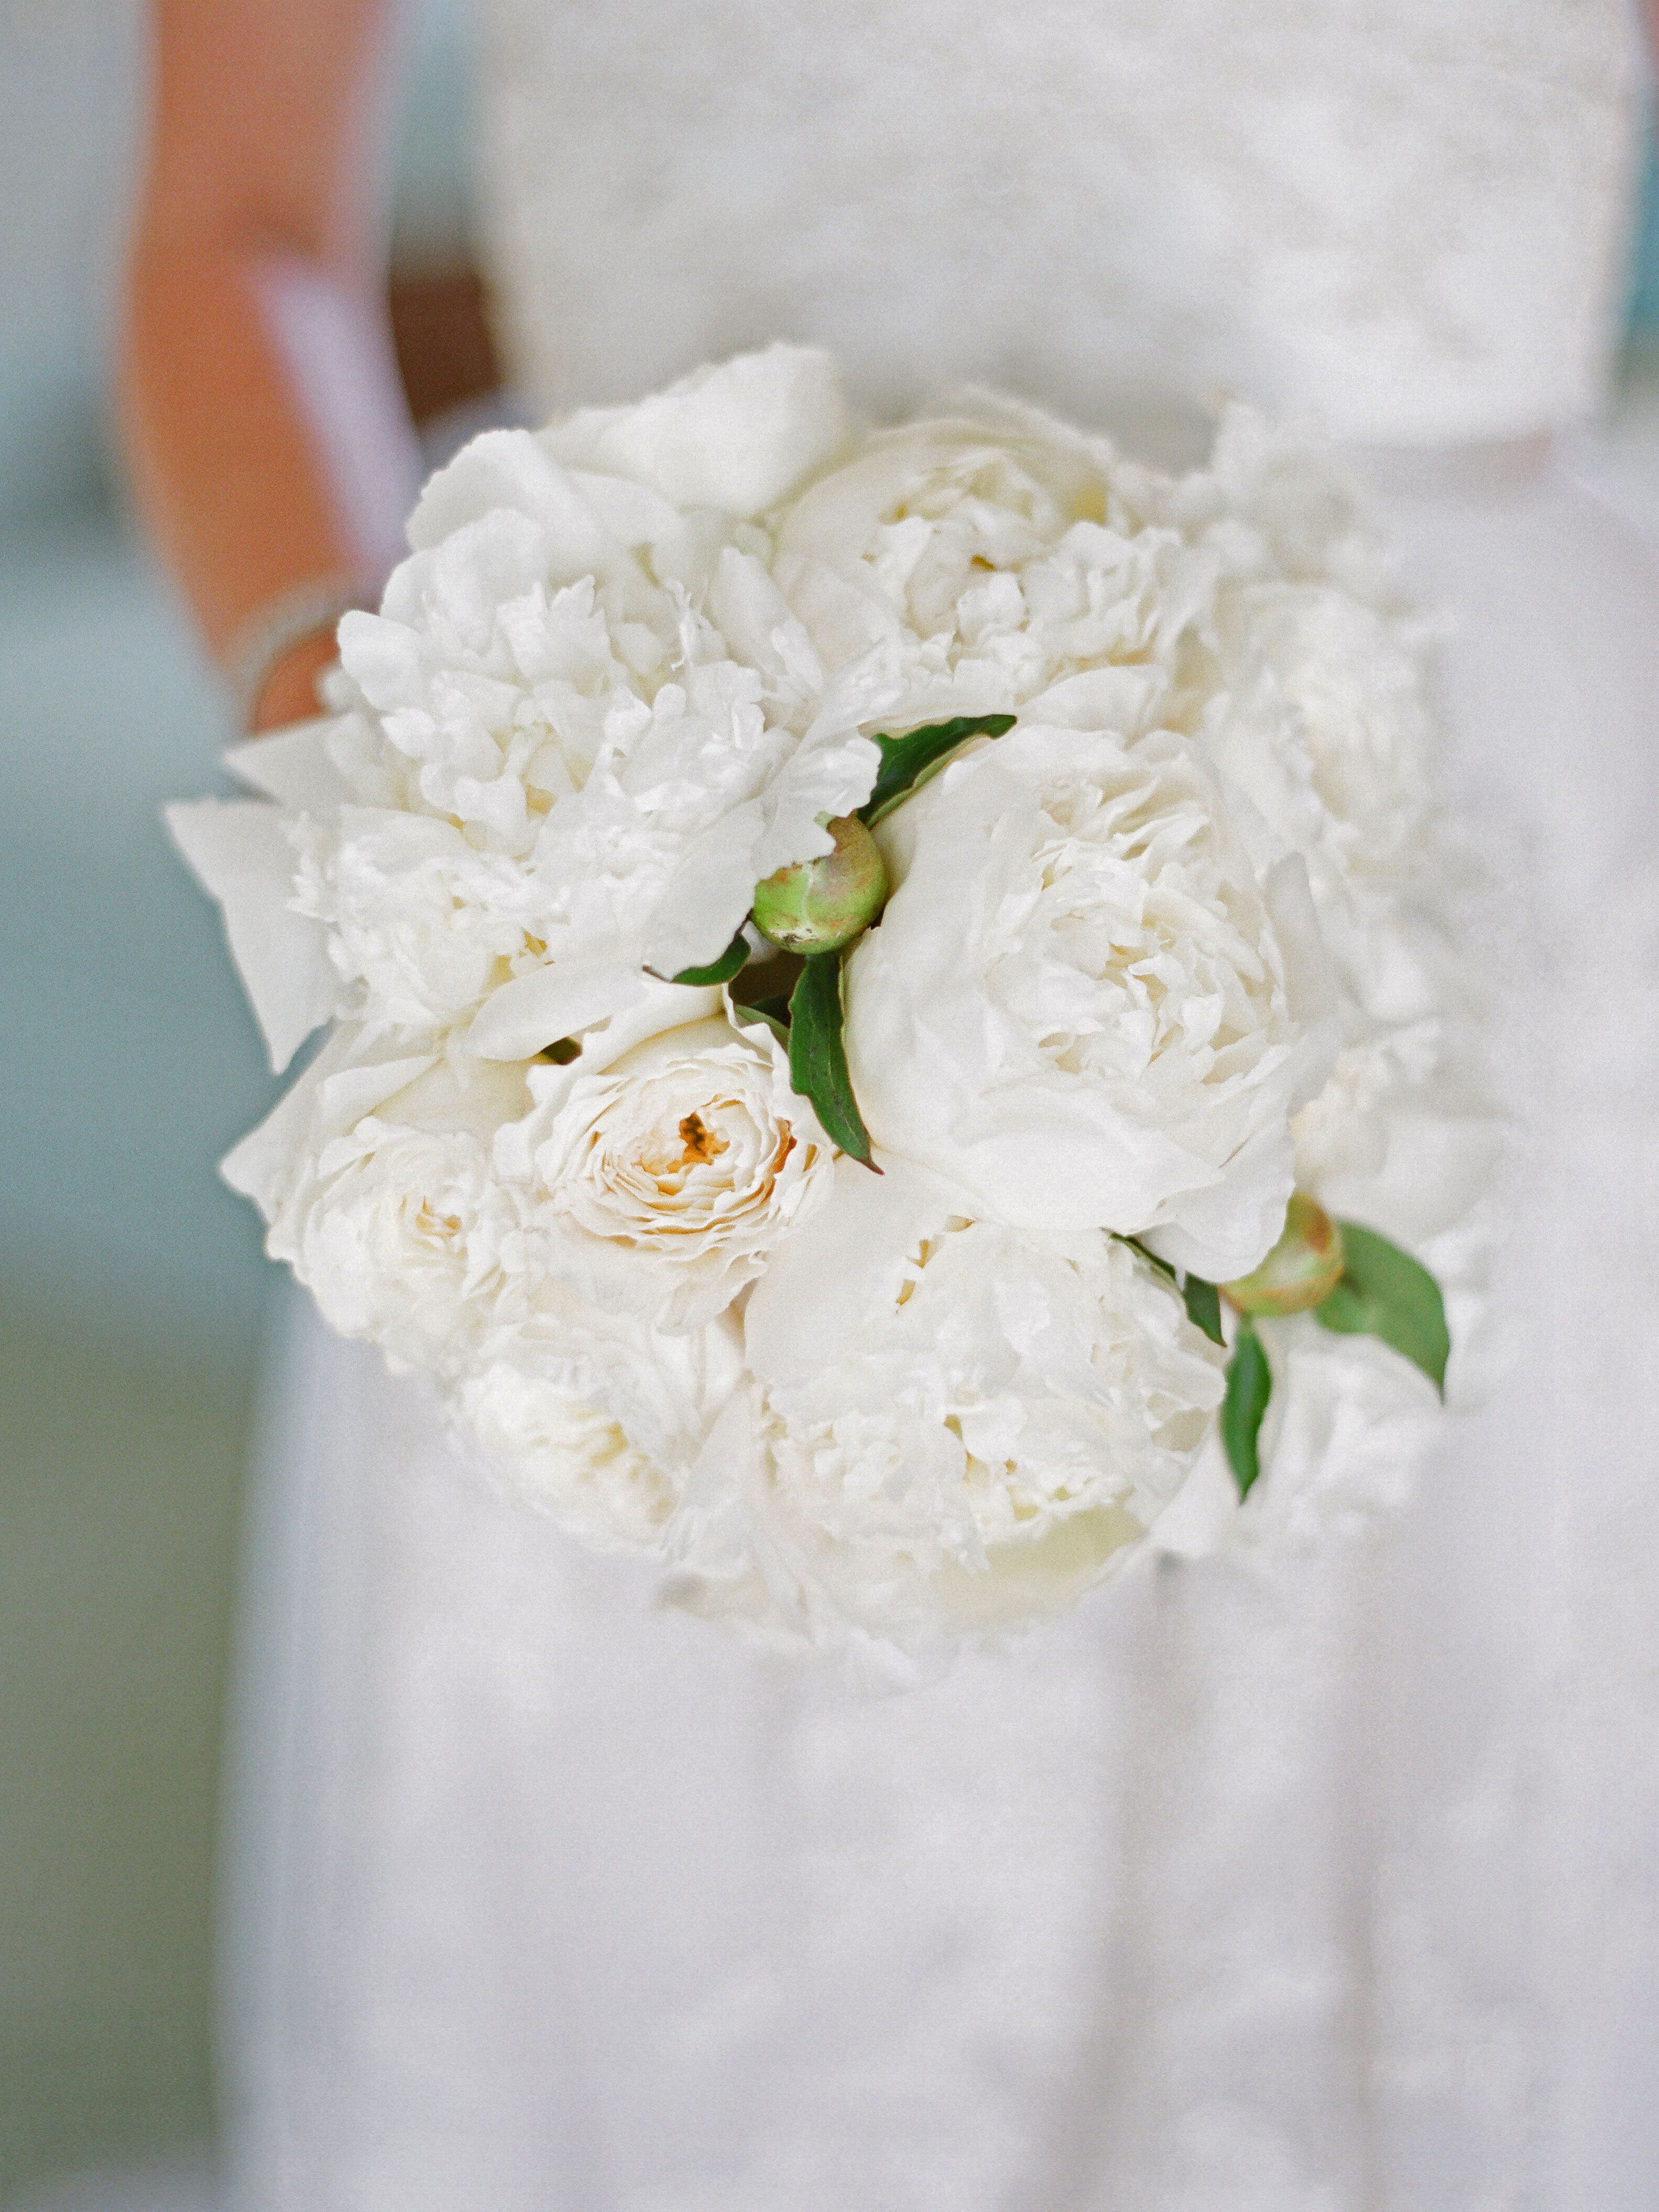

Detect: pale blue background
[0,5,1654,2201]
[0,3,472,2199]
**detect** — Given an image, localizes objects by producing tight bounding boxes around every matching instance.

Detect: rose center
[677,1112,727,1167]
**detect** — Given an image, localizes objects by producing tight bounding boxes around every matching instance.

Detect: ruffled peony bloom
[291,807,553,1032]
[217,1031,522,1370]
[455,1363,680,1550]
[542,341,854,517]
[312,345,887,1036]
[494,1011,833,1331]
[771,399,1215,729]
[324,507,884,1009]
[1193,556,1442,1031]
[842,685,1338,1282]
[667,1159,1224,1663]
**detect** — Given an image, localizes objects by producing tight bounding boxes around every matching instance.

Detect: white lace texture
[477,0,1637,445]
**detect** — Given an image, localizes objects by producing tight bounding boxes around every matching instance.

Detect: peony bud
[752,815,888,954]
[1222,1193,1345,1317]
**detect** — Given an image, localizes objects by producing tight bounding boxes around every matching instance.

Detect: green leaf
[669,930,750,987]
[1315,1221,1449,1397]
[1117,1236,1225,1346]
[1182,1274,1225,1347]
[858,715,1017,827]
[1119,1233,1175,1283]
[787,952,876,1166]
[734,998,791,1047]
[1221,1321,1273,1498]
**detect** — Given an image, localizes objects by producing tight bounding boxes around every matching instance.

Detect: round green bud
[751,815,889,954]
[1221,1193,1346,1318]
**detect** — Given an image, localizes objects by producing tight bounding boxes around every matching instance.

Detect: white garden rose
[272,1115,513,1372]
[843,687,1339,1283]
[668,1159,1223,1662]
[493,1011,833,1331]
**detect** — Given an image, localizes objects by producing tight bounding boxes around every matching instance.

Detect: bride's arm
[123,0,421,729]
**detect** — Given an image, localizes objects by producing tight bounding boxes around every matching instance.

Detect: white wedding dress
[221,6,1659,2208]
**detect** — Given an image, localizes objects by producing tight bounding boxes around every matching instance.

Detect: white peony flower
[332,512,671,855]
[320,365,886,1030]
[292,806,553,1032]
[842,691,1339,1282]
[542,341,854,517]
[468,1287,748,1524]
[224,1040,527,1371]
[1153,403,1383,593]
[1207,588,1430,885]
[772,404,1214,728]
[505,582,885,988]
[1194,562,1442,1032]
[454,1363,680,1550]
[668,1159,1223,1662]
[494,1012,833,1331]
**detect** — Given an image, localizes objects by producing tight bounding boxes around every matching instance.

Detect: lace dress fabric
[223,5,1659,2206]
[475,0,1637,445]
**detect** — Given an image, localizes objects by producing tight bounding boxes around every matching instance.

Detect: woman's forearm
[122,0,416,722]
[125,239,363,658]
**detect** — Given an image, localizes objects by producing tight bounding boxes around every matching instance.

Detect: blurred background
[0,3,483,2202]
[1,5,1658,2204]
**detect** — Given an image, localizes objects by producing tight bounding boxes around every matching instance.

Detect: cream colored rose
[274,1116,512,1372]
[498,1014,833,1330]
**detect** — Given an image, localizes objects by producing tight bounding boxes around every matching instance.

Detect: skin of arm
[123,0,420,728]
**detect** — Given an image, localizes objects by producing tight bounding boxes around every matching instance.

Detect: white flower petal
[468,956,648,1061]
[543,343,853,517]
[166,798,337,1070]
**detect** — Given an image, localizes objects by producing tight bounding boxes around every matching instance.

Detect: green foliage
[1221,1321,1273,1497]
[787,952,875,1166]
[1182,1273,1225,1346]
[735,995,792,1046]
[670,932,750,987]
[1316,1221,1450,1396]
[858,715,1017,827]
[1119,1235,1225,1345]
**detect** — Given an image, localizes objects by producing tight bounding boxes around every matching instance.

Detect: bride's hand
[250,630,342,732]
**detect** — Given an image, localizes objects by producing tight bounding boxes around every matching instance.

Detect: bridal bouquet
[172,345,1499,1669]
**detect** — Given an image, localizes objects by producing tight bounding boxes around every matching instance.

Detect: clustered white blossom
[170,345,1499,1669]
